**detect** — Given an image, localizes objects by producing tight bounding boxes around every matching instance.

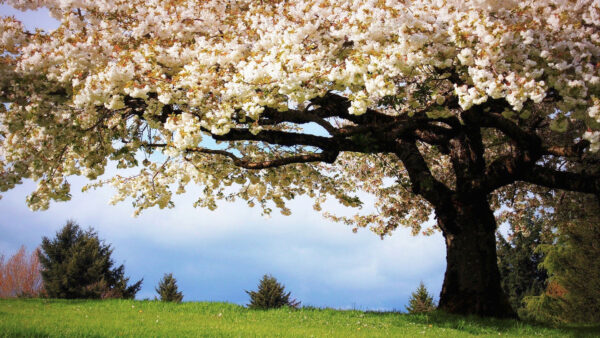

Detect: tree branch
[192,147,338,169]
[477,107,542,154]
[543,139,590,158]
[482,154,529,193]
[258,107,338,135]
[144,144,338,169]
[394,139,453,203]
[210,128,339,150]
[310,92,396,125]
[519,165,600,194]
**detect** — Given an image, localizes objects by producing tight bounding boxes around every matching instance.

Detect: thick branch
[394,139,452,205]
[477,106,542,153]
[211,128,337,150]
[310,92,396,125]
[475,102,596,192]
[146,143,338,169]
[544,139,590,158]
[482,154,529,193]
[412,128,452,151]
[447,108,489,192]
[186,147,339,169]
[520,165,600,194]
[255,107,338,135]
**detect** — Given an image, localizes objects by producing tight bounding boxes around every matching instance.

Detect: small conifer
[155,273,183,303]
[246,274,300,309]
[406,281,436,314]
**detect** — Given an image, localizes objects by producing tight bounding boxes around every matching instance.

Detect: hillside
[1,299,598,337]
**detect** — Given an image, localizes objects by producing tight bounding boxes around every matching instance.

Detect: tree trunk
[436,194,516,318]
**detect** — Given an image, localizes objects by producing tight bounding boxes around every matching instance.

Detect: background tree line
[0,246,44,298]
[1,221,141,300]
[496,194,600,323]
[1,211,599,323]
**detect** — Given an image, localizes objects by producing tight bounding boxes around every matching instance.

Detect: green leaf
[550,116,569,132]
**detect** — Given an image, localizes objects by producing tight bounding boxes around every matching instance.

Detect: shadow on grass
[2,328,103,338]
[391,311,600,337]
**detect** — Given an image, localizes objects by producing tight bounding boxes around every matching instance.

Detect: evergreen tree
[405,281,436,314]
[38,221,142,299]
[155,273,183,302]
[496,209,552,313]
[246,274,300,310]
[523,194,600,323]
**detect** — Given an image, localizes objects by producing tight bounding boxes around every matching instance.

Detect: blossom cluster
[0,0,598,235]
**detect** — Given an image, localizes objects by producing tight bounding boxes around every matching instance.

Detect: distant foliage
[38,221,142,299]
[496,209,552,314]
[155,273,183,303]
[523,195,600,323]
[246,274,300,310]
[0,246,44,298]
[406,282,436,314]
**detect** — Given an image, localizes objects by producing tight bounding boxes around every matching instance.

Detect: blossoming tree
[1,0,599,317]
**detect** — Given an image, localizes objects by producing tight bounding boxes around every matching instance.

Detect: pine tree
[155,273,183,303]
[405,282,436,314]
[496,208,552,312]
[38,220,142,299]
[246,274,300,309]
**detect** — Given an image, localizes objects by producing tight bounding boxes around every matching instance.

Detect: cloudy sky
[0,4,446,310]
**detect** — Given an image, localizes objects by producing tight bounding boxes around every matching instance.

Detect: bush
[155,273,183,302]
[0,246,44,298]
[38,220,142,299]
[406,281,436,314]
[246,274,300,309]
[521,282,569,324]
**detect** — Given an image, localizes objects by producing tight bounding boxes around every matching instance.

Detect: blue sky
[0,4,446,310]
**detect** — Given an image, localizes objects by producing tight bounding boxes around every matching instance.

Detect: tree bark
[435,193,517,318]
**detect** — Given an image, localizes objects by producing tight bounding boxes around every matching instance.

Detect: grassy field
[0,299,598,337]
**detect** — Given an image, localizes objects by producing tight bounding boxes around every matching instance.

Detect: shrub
[155,273,183,302]
[0,246,44,298]
[406,281,436,314]
[246,274,300,309]
[38,220,142,299]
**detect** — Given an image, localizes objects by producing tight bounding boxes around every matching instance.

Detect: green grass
[0,299,598,337]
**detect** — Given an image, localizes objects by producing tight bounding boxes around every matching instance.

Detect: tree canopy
[1,0,599,317]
